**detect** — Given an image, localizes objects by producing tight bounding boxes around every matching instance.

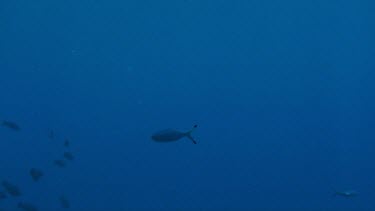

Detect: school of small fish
[1,120,72,210]
[0,120,203,210]
[1,119,358,210]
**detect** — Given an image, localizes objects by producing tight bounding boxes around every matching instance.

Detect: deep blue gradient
[1,0,375,210]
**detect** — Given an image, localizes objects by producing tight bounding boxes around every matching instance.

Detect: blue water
[1,0,374,210]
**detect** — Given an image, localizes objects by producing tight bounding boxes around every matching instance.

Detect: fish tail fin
[187,134,197,144]
[186,125,198,144]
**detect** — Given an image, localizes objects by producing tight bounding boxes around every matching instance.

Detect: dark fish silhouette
[54,159,67,168]
[64,139,70,147]
[18,202,38,211]
[0,191,6,200]
[1,181,21,197]
[151,125,198,144]
[63,152,74,161]
[29,168,44,182]
[1,121,21,131]
[333,190,359,198]
[59,195,70,208]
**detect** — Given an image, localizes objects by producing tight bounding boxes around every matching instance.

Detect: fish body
[54,160,67,168]
[63,152,74,161]
[152,125,197,144]
[30,168,43,182]
[1,121,21,131]
[334,190,358,197]
[64,139,70,147]
[152,129,186,142]
[1,181,21,197]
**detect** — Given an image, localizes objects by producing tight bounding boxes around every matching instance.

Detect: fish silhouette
[54,159,67,168]
[63,152,74,161]
[1,121,21,131]
[333,190,358,198]
[1,181,21,197]
[64,139,70,147]
[152,125,198,144]
[29,168,44,182]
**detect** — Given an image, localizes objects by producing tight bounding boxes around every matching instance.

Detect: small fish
[18,202,38,211]
[333,190,358,197]
[64,139,70,147]
[29,168,44,182]
[0,191,6,200]
[63,152,74,161]
[59,195,70,208]
[151,125,198,144]
[54,159,67,168]
[1,121,21,131]
[1,181,21,197]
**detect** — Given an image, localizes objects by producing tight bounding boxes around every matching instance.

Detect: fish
[29,168,44,182]
[54,159,67,168]
[1,181,21,197]
[18,202,38,211]
[1,121,21,131]
[64,139,70,147]
[151,125,198,144]
[63,152,74,161]
[59,195,70,208]
[333,190,358,197]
